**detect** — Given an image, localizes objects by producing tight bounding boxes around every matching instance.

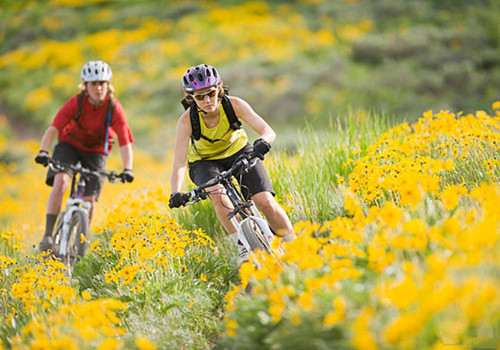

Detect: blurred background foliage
[0,0,499,154]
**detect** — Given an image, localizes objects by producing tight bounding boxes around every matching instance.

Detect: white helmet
[80,60,113,82]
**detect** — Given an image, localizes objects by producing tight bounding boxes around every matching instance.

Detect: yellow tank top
[187,101,248,162]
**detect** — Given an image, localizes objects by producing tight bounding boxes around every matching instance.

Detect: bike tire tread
[65,210,89,267]
[241,218,272,254]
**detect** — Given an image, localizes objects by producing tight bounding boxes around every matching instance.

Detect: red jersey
[52,94,134,154]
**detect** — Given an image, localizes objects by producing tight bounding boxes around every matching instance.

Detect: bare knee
[52,173,70,194]
[252,192,278,214]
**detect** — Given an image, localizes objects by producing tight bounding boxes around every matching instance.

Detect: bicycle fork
[58,198,91,257]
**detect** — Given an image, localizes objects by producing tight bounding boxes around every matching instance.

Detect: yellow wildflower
[135,336,157,350]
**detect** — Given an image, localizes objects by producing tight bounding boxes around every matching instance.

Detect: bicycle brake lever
[199,191,208,200]
[49,162,62,172]
[182,192,193,206]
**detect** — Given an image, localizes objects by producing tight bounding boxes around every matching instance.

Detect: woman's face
[87,81,109,105]
[193,86,218,112]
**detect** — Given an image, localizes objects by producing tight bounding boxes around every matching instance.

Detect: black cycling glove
[121,169,134,183]
[253,138,271,160]
[35,150,50,166]
[169,192,186,208]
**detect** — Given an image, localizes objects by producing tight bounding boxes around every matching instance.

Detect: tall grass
[270,113,392,223]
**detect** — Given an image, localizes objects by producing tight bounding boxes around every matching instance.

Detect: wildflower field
[1,0,500,349]
[1,102,500,349]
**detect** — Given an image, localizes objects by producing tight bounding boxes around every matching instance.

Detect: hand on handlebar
[169,192,188,208]
[35,150,50,166]
[120,169,134,183]
[252,138,271,160]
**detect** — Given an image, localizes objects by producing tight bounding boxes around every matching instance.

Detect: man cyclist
[35,60,134,252]
[168,64,295,265]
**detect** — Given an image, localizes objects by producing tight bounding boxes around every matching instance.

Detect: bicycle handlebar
[182,152,261,206]
[46,158,126,183]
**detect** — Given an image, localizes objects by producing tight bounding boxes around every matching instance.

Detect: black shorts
[188,144,274,200]
[46,142,107,200]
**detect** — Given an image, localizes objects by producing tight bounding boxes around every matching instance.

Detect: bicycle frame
[183,154,276,257]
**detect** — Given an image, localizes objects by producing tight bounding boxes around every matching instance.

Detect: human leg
[251,191,295,241]
[46,172,71,214]
[40,172,71,251]
[40,142,78,251]
[207,184,237,233]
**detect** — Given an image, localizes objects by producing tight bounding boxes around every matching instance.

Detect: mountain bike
[180,153,280,264]
[44,158,125,268]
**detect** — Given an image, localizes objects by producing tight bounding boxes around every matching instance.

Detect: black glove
[253,138,271,160]
[169,192,186,208]
[120,169,134,183]
[35,150,50,166]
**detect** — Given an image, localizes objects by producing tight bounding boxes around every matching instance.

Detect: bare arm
[229,96,276,144]
[119,143,133,170]
[40,126,59,152]
[170,112,192,193]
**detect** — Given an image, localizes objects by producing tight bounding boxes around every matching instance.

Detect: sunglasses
[192,88,217,101]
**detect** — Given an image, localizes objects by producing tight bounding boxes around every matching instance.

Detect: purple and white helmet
[81,60,113,82]
[182,64,220,92]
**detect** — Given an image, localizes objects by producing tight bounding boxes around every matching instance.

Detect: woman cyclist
[35,60,135,252]
[168,64,295,265]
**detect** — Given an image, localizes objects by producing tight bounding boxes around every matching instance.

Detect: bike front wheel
[63,210,89,267]
[51,213,65,257]
[240,217,272,254]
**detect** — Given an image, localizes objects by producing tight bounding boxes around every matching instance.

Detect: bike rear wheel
[240,217,272,254]
[63,210,89,267]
